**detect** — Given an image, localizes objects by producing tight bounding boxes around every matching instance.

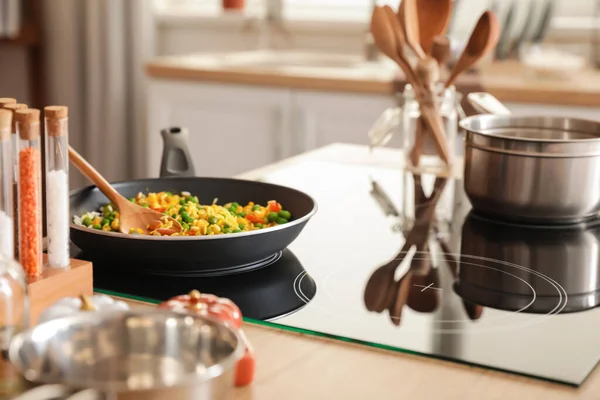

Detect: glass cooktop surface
[93,156,600,387]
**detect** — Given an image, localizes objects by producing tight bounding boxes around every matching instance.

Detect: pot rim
[459,114,600,144]
[9,309,245,392]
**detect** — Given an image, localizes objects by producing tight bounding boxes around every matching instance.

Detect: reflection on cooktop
[254,161,600,386]
[81,249,316,321]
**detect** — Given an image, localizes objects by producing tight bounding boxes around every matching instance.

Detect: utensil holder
[402,84,458,177]
[368,84,460,178]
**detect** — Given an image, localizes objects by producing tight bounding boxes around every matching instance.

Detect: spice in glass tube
[0,110,13,259]
[44,106,70,268]
[16,109,43,277]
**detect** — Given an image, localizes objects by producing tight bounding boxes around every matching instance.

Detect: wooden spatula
[69,146,182,236]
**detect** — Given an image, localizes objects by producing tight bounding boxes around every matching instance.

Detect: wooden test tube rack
[26,256,93,325]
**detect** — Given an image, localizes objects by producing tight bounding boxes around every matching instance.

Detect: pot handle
[159,127,197,178]
[466,92,511,116]
[13,384,103,400]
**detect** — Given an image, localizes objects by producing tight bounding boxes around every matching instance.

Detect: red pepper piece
[267,200,282,213]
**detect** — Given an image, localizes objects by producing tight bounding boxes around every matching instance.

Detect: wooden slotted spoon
[69,146,182,235]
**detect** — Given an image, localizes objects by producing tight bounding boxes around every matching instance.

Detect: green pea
[182,222,190,230]
[252,204,261,211]
[92,224,102,230]
[82,217,93,226]
[208,216,218,225]
[181,212,193,224]
[179,199,187,206]
[165,191,173,196]
[237,212,246,218]
[276,217,288,224]
[231,202,240,208]
[141,204,150,208]
[267,212,278,222]
[278,210,291,219]
[188,196,199,204]
[224,224,230,229]
[101,218,110,226]
[223,227,232,233]
[255,223,263,228]
[107,216,114,223]
[239,223,245,230]
[129,197,136,203]
[233,228,242,233]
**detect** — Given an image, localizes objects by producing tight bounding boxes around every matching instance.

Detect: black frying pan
[69,127,317,276]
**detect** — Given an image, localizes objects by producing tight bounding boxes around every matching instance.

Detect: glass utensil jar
[402,83,458,177]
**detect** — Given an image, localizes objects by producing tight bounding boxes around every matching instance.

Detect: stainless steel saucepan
[460,93,600,224]
[10,309,244,400]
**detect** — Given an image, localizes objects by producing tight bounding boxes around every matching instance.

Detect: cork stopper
[4,103,28,133]
[0,98,16,108]
[15,109,41,141]
[0,109,11,141]
[44,106,69,137]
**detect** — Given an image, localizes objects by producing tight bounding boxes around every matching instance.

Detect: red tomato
[267,200,282,212]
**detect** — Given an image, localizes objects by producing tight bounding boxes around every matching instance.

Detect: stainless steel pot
[457,212,600,313]
[459,114,600,223]
[10,309,244,400]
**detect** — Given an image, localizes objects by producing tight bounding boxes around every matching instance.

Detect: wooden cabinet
[147,80,293,178]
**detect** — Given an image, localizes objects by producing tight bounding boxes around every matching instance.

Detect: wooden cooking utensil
[375,5,420,87]
[430,35,451,69]
[400,0,427,60]
[413,57,451,165]
[416,0,453,54]
[68,146,182,235]
[445,10,500,88]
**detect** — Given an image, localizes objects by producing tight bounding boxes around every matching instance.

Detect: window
[154,0,599,36]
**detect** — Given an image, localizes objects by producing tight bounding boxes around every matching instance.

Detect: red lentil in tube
[15,109,43,277]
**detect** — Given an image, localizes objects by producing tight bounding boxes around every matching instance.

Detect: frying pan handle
[160,127,197,178]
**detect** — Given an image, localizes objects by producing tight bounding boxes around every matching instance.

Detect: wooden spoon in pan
[69,146,182,236]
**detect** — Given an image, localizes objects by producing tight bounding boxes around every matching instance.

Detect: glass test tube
[44,106,70,268]
[0,110,13,259]
[16,109,43,277]
[3,104,28,260]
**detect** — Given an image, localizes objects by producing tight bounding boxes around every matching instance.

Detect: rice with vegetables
[73,191,292,236]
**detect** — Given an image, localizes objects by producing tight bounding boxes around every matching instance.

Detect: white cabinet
[291,91,397,154]
[146,80,395,178]
[147,81,293,178]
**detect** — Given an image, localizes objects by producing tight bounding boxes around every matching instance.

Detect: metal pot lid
[460,115,600,157]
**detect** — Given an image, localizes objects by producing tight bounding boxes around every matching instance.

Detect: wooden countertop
[146,51,600,107]
[114,144,599,400]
